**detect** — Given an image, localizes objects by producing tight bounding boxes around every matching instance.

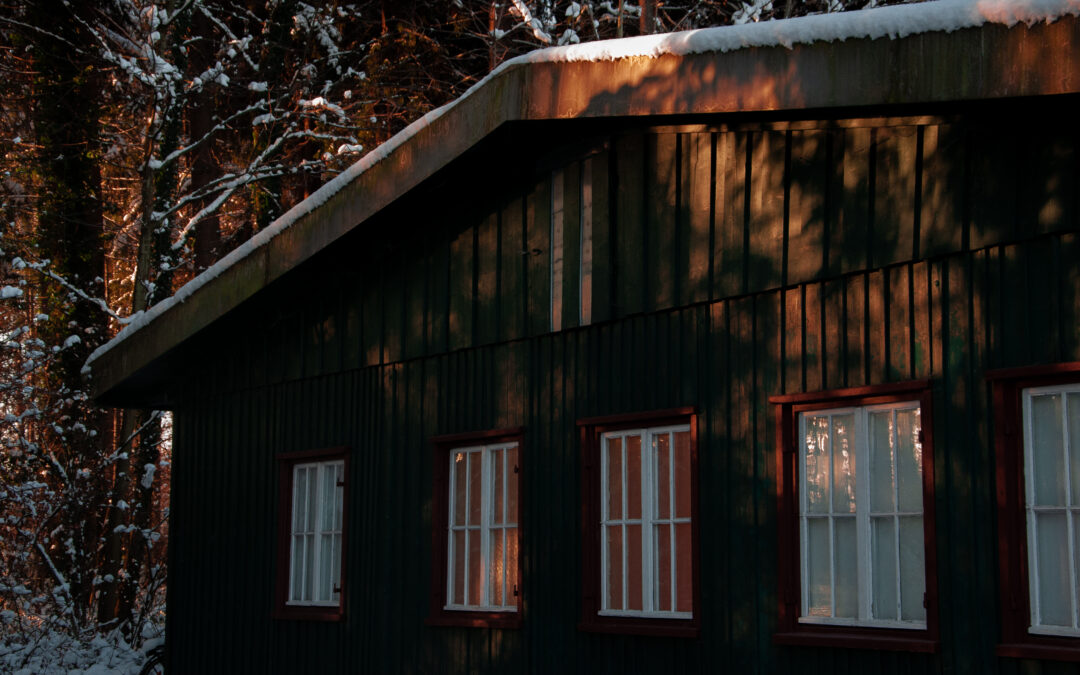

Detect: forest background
[0,0,913,671]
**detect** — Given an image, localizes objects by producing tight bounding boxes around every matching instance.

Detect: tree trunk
[640,0,657,34]
[191,7,220,272]
[99,0,186,633]
[250,0,299,237]
[29,0,109,628]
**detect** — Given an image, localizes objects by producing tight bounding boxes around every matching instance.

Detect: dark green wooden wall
[167,103,1080,674]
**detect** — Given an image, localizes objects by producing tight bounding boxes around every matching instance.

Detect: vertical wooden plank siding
[526,178,552,337]
[836,127,871,274]
[967,126,1018,250]
[614,133,645,317]
[164,116,1080,675]
[405,244,428,360]
[872,125,919,267]
[382,253,404,364]
[589,150,611,323]
[500,197,525,342]
[561,161,582,331]
[681,132,711,306]
[477,210,500,345]
[449,223,475,351]
[748,130,786,290]
[920,124,966,258]
[362,267,383,366]
[787,129,828,285]
[647,133,678,312]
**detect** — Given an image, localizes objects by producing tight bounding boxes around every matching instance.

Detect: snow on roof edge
[85,0,1080,372]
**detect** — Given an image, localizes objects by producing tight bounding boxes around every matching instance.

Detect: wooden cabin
[88,4,1080,673]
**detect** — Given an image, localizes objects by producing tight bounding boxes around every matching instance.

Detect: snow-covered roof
[86,0,1080,405]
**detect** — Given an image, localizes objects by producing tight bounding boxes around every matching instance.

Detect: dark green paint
[166,111,1080,674]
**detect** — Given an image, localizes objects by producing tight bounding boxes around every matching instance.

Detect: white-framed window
[600,424,693,619]
[288,459,345,606]
[1022,382,1080,636]
[798,401,926,629]
[445,442,519,612]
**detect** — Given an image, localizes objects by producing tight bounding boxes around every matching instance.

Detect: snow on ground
[0,631,157,675]
[84,0,1080,370]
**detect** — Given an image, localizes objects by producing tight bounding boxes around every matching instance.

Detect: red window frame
[273,445,349,621]
[427,427,524,629]
[771,381,939,652]
[990,361,1080,662]
[578,408,700,638]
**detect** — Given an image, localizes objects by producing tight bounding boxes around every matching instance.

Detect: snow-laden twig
[20,261,128,323]
[171,121,296,249]
[146,101,267,171]
[33,543,77,636]
[197,2,260,73]
[0,16,88,55]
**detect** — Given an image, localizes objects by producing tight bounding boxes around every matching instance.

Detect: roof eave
[89,15,1080,407]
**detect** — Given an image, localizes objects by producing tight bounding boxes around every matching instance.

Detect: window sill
[426,610,521,630]
[579,617,699,638]
[272,605,344,622]
[997,642,1080,662]
[773,629,938,653]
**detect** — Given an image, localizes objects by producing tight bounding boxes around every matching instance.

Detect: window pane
[606,438,623,520]
[627,435,642,520]
[655,523,671,611]
[506,526,519,604]
[674,431,692,519]
[606,525,623,610]
[306,471,318,531]
[870,411,896,513]
[453,453,467,526]
[1031,393,1066,507]
[1035,512,1071,627]
[304,533,315,602]
[804,415,830,514]
[1074,515,1080,626]
[896,409,922,513]
[334,464,344,530]
[805,517,831,617]
[627,523,642,611]
[493,448,504,525]
[675,522,692,613]
[319,533,334,602]
[467,529,483,606]
[832,414,856,514]
[321,466,335,535]
[291,535,303,601]
[490,528,505,607]
[452,530,465,605]
[468,453,483,526]
[331,533,342,602]
[293,467,307,532]
[656,433,671,520]
[834,516,857,619]
[506,445,518,524]
[1069,393,1080,507]
[871,517,898,620]
[899,516,926,622]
